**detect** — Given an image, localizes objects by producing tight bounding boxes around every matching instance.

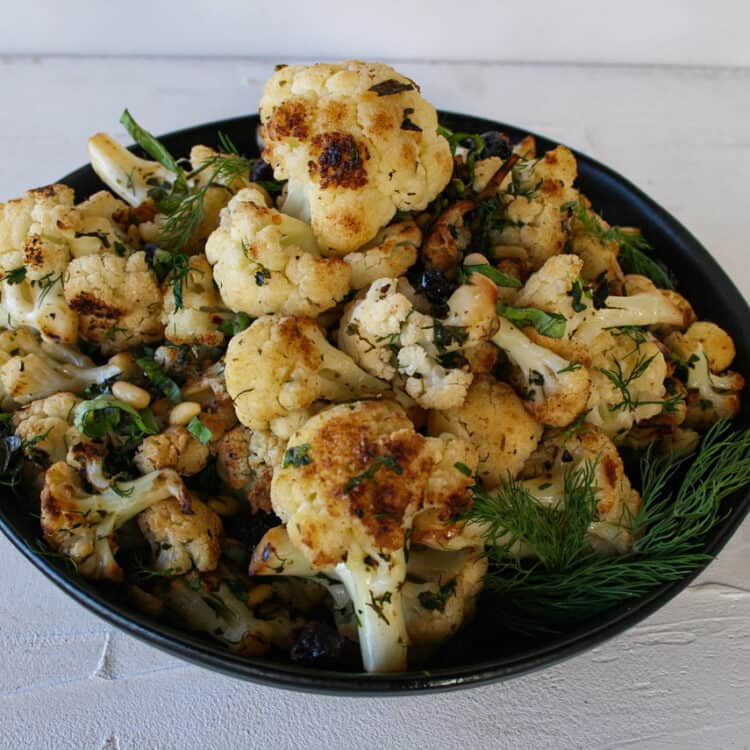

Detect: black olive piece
[289,622,345,664]
[250,159,275,182]
[478,131,513,161]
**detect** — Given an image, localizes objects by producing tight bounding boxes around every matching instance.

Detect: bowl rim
[1,110,749,695]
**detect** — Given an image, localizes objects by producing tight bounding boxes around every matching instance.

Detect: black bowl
[1,112,749,694]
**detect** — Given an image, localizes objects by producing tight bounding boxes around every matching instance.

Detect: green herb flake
[344,455,403,494]
[463,264,522,289]
[135,349,181,402]
[418,578,457,612]
[496,301,567,339]
[3,267,27,285]
[187,416,212,445]
[218,312,252,337]
[283,444,312,468]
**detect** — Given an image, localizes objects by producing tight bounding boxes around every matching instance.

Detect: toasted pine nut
[111,381,151,409]
[169,401,201,426]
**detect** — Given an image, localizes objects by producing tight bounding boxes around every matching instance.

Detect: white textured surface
[2,0,750,67]
[1,56,749,750]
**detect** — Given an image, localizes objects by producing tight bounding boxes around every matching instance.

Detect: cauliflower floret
[134,425,210,476]
[259,61,453,253]
[344,219,421,290]
[137,495,222,574]
[420,201,475,277]
[411,431,483,552]
[427,375,543,488]
[666,321,744,430]
[216,425,285,513]
[88,132,251,252]
[0,185,79,343]
[493,147,578,269]
[338,276,497,410]
[402,547,487,647]
[161,254,226,347]
[40,462,189,581]
[571,291,687,347]
[64,251,162,353]
[205,186,351,317]
[585,329,671,438]
[161,568,302,656]
[491,316,591,427]
[0,327,131,406]
[518,427,642,554]
[515,254,584,320]
[568,202,625,290]
[225,315,388,435]
[179,360,238,443]
[12,392,82,465]
[268,400,445,672]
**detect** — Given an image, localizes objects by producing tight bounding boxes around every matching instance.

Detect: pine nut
[111,381,151,409]
[169,401,201,426]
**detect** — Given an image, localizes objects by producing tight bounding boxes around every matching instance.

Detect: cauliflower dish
[0,60,746,675]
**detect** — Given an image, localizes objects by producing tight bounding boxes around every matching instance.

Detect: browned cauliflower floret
[259,61,453,253]
[161,254,226,347]
[402,547,487,647]
[493,146,578,269]
[586,329,671,438]
[225,315,388,435]
[344,219,421,290]
[0,185,81,343]
[0,326,131,406]
[64,251,163,353]
[519,427,641,555]
[40,462,189,581]
[568,202,625,290]
[205,186,351,317]
[491,316,591,427]
[428,375,543,488]
[88,134,250,253]
[137,495,223,574]
[666,321,745,430]
[12,392,83,465]
[216,425,285,513]
[134,425,210,476]
[338,274,498,410]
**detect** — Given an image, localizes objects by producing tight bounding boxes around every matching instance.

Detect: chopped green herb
[572,200,673,290]
[135,349,181,402]
[283,444,312,468]
[218,312,252,336]
[463,264,522,288]
[187,416,212,445]
[497,301,567,339]
[3,267,27,285]
[344,455,403,493]
[454,462,473,477]
[418,578,457,612]
[74,395,159,441]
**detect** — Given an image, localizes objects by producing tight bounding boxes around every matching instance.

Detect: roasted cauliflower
[259,61,453,253]
[205,186,351,317]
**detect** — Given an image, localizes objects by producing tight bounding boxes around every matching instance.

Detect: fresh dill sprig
[120,111,254,258]
[467,420,750,630]
[570,200,673,289]
[157,147,254,254]
[469,461,599,570]
[597,336,684,414]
